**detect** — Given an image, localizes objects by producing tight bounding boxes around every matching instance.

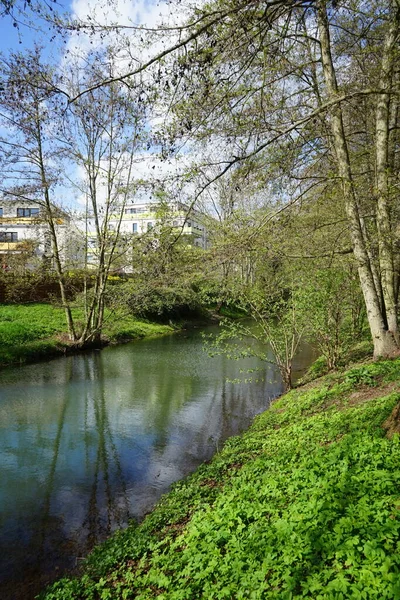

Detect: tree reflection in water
[0,354,131,600]
[83,354,130,552]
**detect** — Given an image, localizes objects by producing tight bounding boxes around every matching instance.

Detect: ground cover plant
[0,304,173,367]
[40,357,400,599]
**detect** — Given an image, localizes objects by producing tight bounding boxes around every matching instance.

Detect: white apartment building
[83,201,208,272]
[0,200,83,268]
[109,201,208,249]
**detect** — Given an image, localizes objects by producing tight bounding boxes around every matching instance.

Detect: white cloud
[61,0,204,212]
[65,0,182,65]
[71,152,190,210]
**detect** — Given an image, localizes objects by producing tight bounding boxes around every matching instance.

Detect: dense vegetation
[40,357,400,599]
[0,0,400,597]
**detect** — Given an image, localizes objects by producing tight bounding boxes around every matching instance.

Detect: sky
[0,0,176,58]
[0,0,192,212]
[0,0,69,53]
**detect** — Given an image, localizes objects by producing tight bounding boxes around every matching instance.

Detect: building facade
[109,201,208,249]
[0,200,83,269]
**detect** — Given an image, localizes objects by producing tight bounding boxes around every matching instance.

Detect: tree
[297,266,365,370]
[0,47,149,346]
[206,272,306,391]
[3,0,399,360]
[316,0,400,356]
[158,0,400,358]
[110,200,208,322]
[61,51,148,343]
[0,48,77,339]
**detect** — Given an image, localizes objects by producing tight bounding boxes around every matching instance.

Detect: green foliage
[297,267,366,370]
[300,341,374,385]
[345,341,375,365]
[0,303,78,365]
[0,270,87,304]
[118,281,203,322]
[300,355,329,382]
[103,311,173,341]
[345,366,377,387]
[107,226,210,323]
[0,302,75,337]
[215,304,248,319]
[205,283,306,390]
[39,357,400,600]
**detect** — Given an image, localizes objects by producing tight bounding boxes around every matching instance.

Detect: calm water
[0,326,313,599]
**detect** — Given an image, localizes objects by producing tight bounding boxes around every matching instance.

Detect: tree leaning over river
[168,0,400,359]
[127,0,399,359]
[64,0,400,358]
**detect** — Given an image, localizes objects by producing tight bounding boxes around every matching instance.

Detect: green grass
[0,304,77,366]
[0,304,173,367]
[103,311,173,342]
[39,357,400,600]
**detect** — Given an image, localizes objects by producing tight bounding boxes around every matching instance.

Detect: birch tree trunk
[374,0,400,341]
[317,0,399,357]
[35,106,77,342]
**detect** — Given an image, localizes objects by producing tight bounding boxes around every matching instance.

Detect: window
[147,222,153,231]
[125,207,146,215]
[132,222,138,233]
[0,208,3,217]
[17,207,39,217]
[0,232,18,242]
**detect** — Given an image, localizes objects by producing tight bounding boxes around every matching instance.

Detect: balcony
[0,216,38,225]
[0,242,22,252]
[0,216,64,225]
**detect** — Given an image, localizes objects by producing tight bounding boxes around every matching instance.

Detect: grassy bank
[40,356,400,599]
[0,303,173,368]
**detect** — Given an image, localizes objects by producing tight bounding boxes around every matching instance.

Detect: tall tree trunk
[45,192,77,342]
[317,1,399,357]
[35,109,76,342]
[375,1,400,340]
[388,68,400,305]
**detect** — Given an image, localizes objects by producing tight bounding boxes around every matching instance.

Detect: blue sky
[0,1,72,55]
[0,0,170,56]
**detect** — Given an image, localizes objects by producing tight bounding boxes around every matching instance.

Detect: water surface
[0,326,313,599]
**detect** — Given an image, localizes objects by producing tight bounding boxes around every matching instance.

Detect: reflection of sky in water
[0,326,314,599]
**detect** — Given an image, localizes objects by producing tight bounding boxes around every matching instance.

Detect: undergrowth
[39,358,400,599]
[299,340,374,384]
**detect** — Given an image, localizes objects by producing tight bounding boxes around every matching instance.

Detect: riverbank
[0,303,174,368]
[39,355,400,599]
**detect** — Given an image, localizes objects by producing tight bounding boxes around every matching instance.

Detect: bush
[0,270,88,303]
[110,281,205,322]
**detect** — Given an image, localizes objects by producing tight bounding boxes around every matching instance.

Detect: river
[0,325,313,599]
